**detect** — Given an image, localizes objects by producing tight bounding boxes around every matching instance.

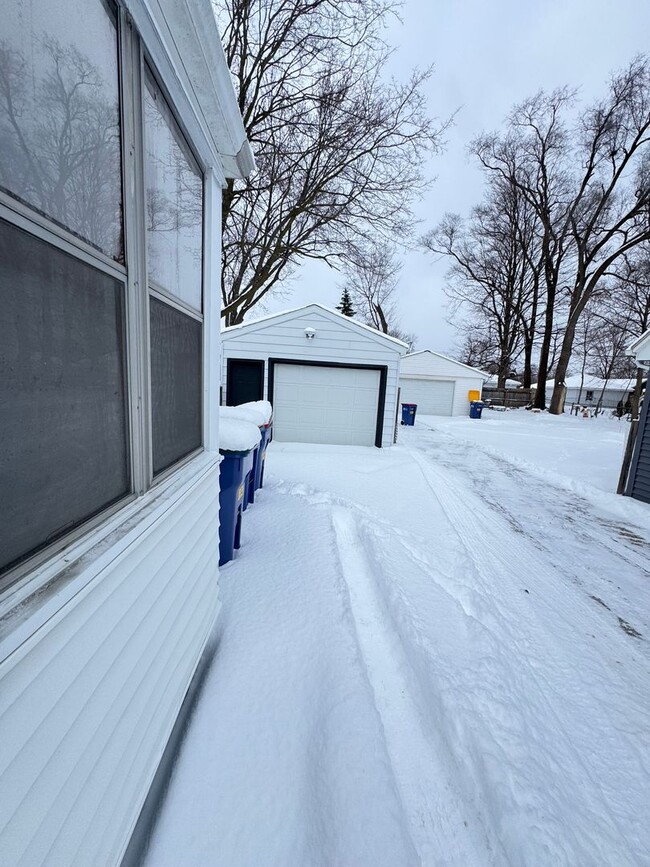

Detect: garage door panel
[273,364,381,446]
[400,378,455,416]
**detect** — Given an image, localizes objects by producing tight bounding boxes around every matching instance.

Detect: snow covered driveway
[143,416,650,867]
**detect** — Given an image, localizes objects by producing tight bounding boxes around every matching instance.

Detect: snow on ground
[429,408,628,493]
[142,413,650,867]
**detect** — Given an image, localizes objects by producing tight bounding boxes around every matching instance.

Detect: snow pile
[218,414,261,453]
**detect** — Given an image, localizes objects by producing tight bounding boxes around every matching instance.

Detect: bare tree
[472,88,576,406]
[423,173,541,386]
[216,0,446,324]
[337,244,415,346]
[547,57,650,412]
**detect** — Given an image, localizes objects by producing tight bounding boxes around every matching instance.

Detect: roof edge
[403,349,490,378]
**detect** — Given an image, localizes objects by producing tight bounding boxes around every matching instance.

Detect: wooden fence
[482,387,533,408]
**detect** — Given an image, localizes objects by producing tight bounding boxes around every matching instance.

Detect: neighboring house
[622,331,650,504]
[534,376,635,409]
[398,350,488,416]
[221,304,406,447]
[0,2,252,865]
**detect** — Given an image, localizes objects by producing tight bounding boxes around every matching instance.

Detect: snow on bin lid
[219,416,261,453]
[244,400,273,423]
[221,404,268,426]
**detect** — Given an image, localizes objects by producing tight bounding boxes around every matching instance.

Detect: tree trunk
[534,295,555,408]
[630,368,645,418]
[549,313,579,414]
[522,338,533,388]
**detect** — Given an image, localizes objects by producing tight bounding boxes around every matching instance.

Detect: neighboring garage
[399,350,488,416]
[221,304,407,447]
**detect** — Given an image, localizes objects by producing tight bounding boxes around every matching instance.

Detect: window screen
[0,219,130,576]
[150,297,202,475]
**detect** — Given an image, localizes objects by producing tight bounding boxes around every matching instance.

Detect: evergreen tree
[336,288,355,317]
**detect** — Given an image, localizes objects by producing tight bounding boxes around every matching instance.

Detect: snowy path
[330,506,493,865]
[142,421,650,867]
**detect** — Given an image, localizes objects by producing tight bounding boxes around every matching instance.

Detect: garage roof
[222,304,409,352]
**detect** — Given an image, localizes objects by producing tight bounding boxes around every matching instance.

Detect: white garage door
[273,364,381,446]
[399,378,455,416]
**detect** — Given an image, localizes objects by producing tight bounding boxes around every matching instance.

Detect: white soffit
[130,0,254,178]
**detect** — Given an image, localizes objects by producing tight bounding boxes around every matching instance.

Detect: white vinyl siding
[0,459,221,867]
[222,307,403,447]
[400,377,455,416]
[399,351,485,417]
[274,364,381,445]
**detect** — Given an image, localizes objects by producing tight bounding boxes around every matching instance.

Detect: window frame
[0,2,209,592]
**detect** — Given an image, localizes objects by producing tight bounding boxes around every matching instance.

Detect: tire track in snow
[415,428,649,639]
[405,446,647,864]
[330,505,495,867]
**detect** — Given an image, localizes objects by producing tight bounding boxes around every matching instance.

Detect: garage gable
[222,303,407,355]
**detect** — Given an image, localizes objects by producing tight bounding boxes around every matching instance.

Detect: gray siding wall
[222,310,402,447]
[628,396,650,504]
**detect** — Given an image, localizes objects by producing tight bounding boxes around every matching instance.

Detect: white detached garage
[222,304,406,447]
[399,350,488,417]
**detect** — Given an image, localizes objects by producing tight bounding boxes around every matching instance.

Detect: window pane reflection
[144,72,203,311]
[0,0,123,260]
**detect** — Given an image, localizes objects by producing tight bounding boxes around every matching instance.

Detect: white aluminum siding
[222,310,401,447]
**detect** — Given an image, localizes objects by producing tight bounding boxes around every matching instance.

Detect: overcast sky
[261,0,650,355]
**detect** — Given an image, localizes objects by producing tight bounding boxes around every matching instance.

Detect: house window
[0,0,129,580]
[585,390,594,401]
[144,68,204,476]
[0,4,207,585]
[0,0,123,260]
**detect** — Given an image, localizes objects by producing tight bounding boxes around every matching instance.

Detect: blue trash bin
[219,448,252,566]
[469,400,484,419]
[401,403,417,426]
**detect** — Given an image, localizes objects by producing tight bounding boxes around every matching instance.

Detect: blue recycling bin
[219,447,253,566]
[401,403,417,426]
[469,400,484,419]
[245,443,260,507]
[255,420,273,490]
[241,446,256,513]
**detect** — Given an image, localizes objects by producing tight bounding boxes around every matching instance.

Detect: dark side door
[226,359,265,406]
